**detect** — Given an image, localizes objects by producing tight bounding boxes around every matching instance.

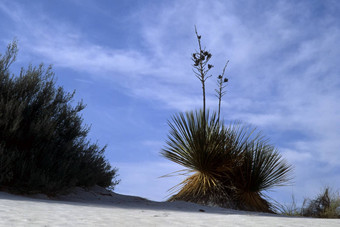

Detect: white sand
[1,186,339,227]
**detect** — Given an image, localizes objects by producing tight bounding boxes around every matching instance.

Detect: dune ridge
[0,186,339,227]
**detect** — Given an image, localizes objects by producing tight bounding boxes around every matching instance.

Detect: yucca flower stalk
[192,26,213,121]
[215,60,229,122]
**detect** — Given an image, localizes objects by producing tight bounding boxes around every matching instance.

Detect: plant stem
[216,60,229,122]
[195,26,206,119]
[217,78,222,122]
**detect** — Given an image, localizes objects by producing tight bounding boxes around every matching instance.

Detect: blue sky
[1,0,339,205]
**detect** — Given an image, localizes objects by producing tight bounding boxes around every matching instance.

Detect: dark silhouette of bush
[0,41,119,195]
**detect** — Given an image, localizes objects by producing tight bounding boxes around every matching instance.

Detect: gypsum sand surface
[0,185,339,227]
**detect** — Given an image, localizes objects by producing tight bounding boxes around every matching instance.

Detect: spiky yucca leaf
[162,110,226,174]
[161,110,234,206]
[162,110,292,212]
[230,128,293,212]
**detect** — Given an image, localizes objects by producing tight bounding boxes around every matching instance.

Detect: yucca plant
[226,126,292,212]
[162,115,292,211]
[161,27,292,212]
[161,110,236,207]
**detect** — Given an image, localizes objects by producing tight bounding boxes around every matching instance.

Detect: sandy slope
[0,186,339,227]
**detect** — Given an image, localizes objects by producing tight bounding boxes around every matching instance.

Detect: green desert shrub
[302,187,340,218]
[161,28,292,213]
[0,41,119,194]
[279,187,340,218]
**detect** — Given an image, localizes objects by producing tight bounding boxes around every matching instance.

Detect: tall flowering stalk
[215,60,229,122]
[192,26,213,120]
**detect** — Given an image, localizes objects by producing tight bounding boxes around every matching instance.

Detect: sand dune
[0,186,339,227]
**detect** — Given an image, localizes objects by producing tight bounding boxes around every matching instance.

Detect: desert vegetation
[279,187,340,218]
[0,41,119,195]
[161,28,292,213]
